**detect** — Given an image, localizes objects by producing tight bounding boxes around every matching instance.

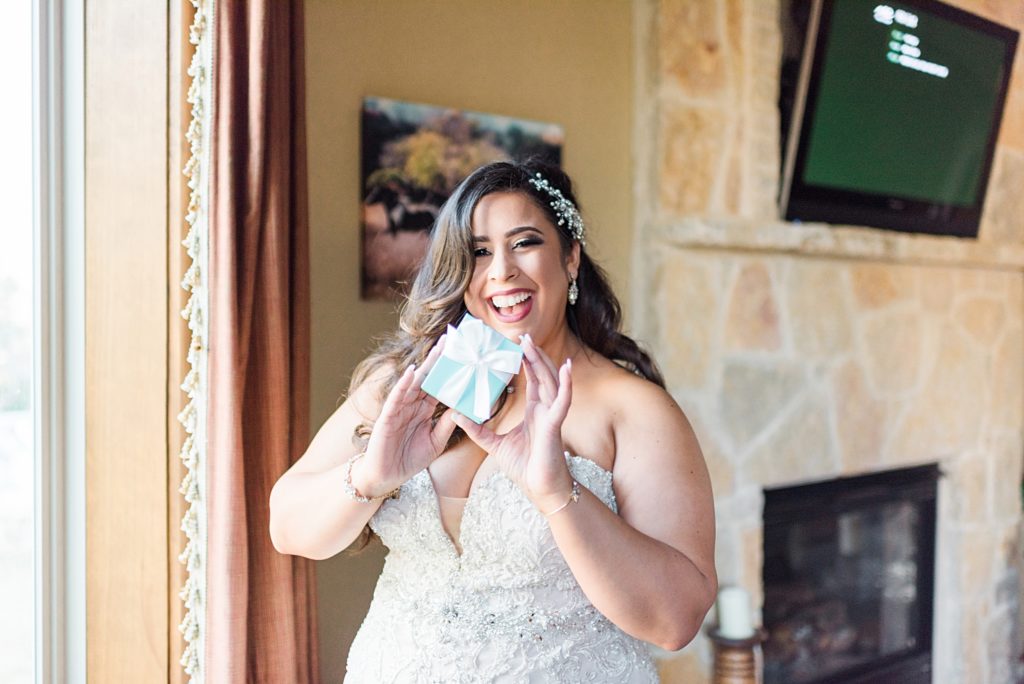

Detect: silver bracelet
[544,480,581,517]
[342,451,399,503]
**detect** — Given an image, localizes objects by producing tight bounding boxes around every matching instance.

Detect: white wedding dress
[345,455,660,683]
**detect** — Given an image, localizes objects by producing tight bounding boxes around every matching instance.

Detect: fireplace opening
[762,465,939,684]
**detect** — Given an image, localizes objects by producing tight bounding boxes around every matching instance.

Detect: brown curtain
[206,0,318,682]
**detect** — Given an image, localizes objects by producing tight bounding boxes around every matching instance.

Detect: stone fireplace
[632,1,1024,682]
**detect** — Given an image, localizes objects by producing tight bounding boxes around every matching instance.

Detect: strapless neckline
[421,455,613,559]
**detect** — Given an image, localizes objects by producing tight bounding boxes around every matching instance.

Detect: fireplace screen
[763,465,938,684]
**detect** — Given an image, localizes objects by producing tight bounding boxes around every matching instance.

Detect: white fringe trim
[179,0,214,680]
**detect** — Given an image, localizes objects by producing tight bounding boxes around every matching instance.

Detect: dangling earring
[568,276,579,306]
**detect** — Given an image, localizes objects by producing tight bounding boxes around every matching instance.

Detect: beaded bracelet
[342,451,400,503]
[544,480,581,517]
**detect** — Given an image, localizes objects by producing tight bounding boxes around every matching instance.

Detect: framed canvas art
[360,96,564,299]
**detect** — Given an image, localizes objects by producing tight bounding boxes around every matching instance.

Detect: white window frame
[33,1,85,682]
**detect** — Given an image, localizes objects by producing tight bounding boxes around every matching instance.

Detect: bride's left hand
[453,334,575,513]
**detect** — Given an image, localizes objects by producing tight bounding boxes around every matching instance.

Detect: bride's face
[463,191,580,346]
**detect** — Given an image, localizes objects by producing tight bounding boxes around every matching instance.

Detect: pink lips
[488,289,534,324]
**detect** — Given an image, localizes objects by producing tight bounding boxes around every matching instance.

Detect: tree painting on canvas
[360,96,564,299]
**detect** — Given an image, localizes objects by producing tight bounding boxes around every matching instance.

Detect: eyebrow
[472,226,543,243]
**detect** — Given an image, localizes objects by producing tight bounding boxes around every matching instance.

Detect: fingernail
[566,358,573,369]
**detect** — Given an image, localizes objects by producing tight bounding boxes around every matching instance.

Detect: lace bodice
[345,456,659,683]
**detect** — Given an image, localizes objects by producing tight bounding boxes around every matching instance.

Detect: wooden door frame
[84,1,191,681]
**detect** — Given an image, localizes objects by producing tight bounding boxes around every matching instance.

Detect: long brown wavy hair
[346,159,663,547]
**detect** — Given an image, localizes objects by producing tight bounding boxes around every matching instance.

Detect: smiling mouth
[489,292,533,322]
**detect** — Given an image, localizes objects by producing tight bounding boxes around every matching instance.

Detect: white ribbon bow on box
[434,316,522,422]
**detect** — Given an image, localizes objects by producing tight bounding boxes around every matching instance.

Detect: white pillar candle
[716,586,754,639]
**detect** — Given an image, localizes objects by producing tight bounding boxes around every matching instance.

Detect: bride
[270,160,717,682]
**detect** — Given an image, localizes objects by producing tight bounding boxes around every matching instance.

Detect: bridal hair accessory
[528,172,586,246]
[343,451,400,503]
[567,276,579,306]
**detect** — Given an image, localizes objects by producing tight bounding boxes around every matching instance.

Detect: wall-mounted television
[780,0,1018,238]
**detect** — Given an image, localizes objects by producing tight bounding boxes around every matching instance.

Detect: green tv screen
[785,0,1018,236]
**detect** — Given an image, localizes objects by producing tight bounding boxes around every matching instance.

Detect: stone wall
[634,1,1024,682]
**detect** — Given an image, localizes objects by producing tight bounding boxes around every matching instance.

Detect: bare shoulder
[288,359,397,476]
[583,360,707,520]
[582,358,698,463]
[346,361,398,422]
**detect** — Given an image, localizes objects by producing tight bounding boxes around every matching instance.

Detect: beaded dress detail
[345,455,659,683]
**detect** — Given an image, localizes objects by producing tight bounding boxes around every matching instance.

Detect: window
[1,2,37,680]
[20,2,86,682]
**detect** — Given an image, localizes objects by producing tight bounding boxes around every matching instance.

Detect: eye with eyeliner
[473,235,542,258]
[513,237,542,249]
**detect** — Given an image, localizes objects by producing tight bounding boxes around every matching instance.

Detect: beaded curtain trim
[178,0,214,680]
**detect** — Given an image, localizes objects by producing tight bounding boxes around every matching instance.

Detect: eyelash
[473,237,542,258]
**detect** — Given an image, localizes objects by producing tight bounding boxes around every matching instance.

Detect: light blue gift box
[421,314,523,424]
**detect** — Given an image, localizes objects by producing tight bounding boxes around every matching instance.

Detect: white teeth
[490,292,532,308]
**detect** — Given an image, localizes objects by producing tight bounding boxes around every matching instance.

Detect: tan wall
[304,1,634,678]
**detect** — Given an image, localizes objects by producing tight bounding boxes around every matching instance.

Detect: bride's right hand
[349,335,457,498]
